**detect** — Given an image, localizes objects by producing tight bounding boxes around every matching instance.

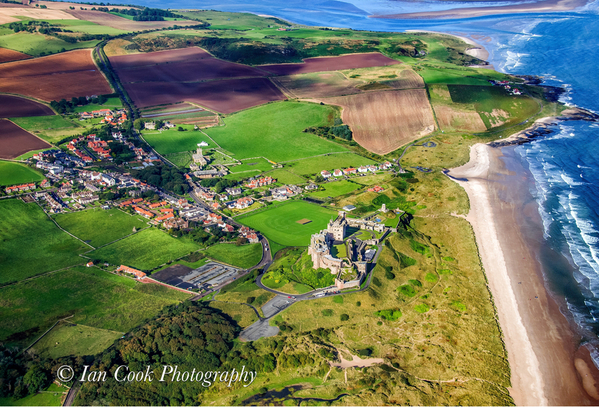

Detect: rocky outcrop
[488,107,598,148]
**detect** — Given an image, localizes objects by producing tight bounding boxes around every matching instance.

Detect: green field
[0,31,100,56]
[0,199,87,285]
[229,158,273,174]
[0,161,44,186]
[86,227,199,270]
[143,126,217,155]
[309,180,361,198]
[53,208,147,247]
[0,389,62,406]
[264,169,306,185]
[204,102,347,162]
[10,115,80,143]
[33,322,122,359]
[45,19,128,35]
[448,84,540,130]
[73,97,123,113]
[0,266,189,344]
[178,10,288,30]
[204,243,263,269]
[238,201,337,246]
[286,153,376,176]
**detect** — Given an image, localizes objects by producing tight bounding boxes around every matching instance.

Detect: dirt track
[0,119,51,159]
[314,89,436,155]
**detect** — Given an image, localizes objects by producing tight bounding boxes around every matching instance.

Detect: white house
[321,170,332,179]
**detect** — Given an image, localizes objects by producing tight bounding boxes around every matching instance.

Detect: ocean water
[99,0,599,363]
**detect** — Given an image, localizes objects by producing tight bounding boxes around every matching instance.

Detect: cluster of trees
[8,20,108,43]
[75,302,277,405]
[303,123,353,141]
[8,21,52,33]
[95,6,184,21]
[132,164,189,195]
[50,95,109,114]
[199,178,237,194]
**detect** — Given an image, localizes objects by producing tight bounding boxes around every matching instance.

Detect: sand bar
[447,144,599,405]
[372,0,588,20]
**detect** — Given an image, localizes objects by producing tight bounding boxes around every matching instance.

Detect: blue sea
[104,0,599,363]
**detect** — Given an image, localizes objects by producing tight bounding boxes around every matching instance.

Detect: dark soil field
[67,10,198,31]
[0,119,51,159]
[260,52,401,75]
[115,58,267,83]
[109,47,212,69]
[0,95,54,118]
[0,47,31,64]
[0,50,112,101]
[124,78,285,113]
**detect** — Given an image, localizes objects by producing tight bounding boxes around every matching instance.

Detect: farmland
[33,323,122,359]
[260,52,401,75]
[285,153,376,175]
[0,46,30,63]
[238,200,337,246]
[0,160,45,186]
[272,72,361,99]
[0,199,87,285]
[124,77,284,113]
[317,89,436,155]
[53,208,148,247]
[67,9,198,31]
[0,31,101,57]
[9,115,80,144]
[0,50,112,101]
[203,102,347,162]
[0,95,54,118]
[309,180,361,198]
[0,119,51,159]
[263,169,306,185]
[142,126,217,155]
[86,227,200,270]
[0,7,77,24]
[0,266,189,345]
[204,243,263,269]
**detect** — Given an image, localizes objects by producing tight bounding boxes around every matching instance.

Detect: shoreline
[371,0,588,20]
[447,144,599,405]
[405,29,491,65]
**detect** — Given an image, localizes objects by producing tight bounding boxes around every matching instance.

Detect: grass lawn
[73,97,123,113]
[204,102,346,162]
[10,115,80,143]
[0,199,87,285]
[0,31,100,56]
[86,228,199,270]
[238,201,337,246]
[0,266,190,345]
[33,322,122,359]
[309,180,360,198]
[143,126,216,155]
[53,208,147,247]
[264,169,306,185]
[0,160,44,186]
[229,158,273,174]
[0,388,62,406]
[286,153,376,176]
[204,243,262,269]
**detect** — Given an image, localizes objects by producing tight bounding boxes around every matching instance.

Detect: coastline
[405,30,491,66]
[447,144,599,405]
[372,0,588,20]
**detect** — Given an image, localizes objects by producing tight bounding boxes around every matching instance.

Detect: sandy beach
[372,0,588,20]
[405,30,491,65]
[447,144,599,405]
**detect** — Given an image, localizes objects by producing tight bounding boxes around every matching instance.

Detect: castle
[308,211,392,289]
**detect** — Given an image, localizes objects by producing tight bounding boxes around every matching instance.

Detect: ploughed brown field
[111,48,267,83]
[0,50,112,101]
[0,95,54,118]
[67,10,198,30]
[260,52,401,75]
[0,47,31,64]
[0,119,51,159]
[124,78,285,114]
[272,72,361,99]
[315,89,436,155]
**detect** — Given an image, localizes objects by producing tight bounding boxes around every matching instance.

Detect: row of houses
[246,176,275,189]
[320,162,393,179]
[5,183,36,194]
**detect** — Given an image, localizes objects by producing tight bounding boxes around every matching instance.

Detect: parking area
[152,262,241,290]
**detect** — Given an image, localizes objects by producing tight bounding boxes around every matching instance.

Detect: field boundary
[21,315,74,354]
[36,201,95,249]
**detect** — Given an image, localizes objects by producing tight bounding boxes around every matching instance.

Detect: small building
[321,170,332,179]
[333,169,343,177]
